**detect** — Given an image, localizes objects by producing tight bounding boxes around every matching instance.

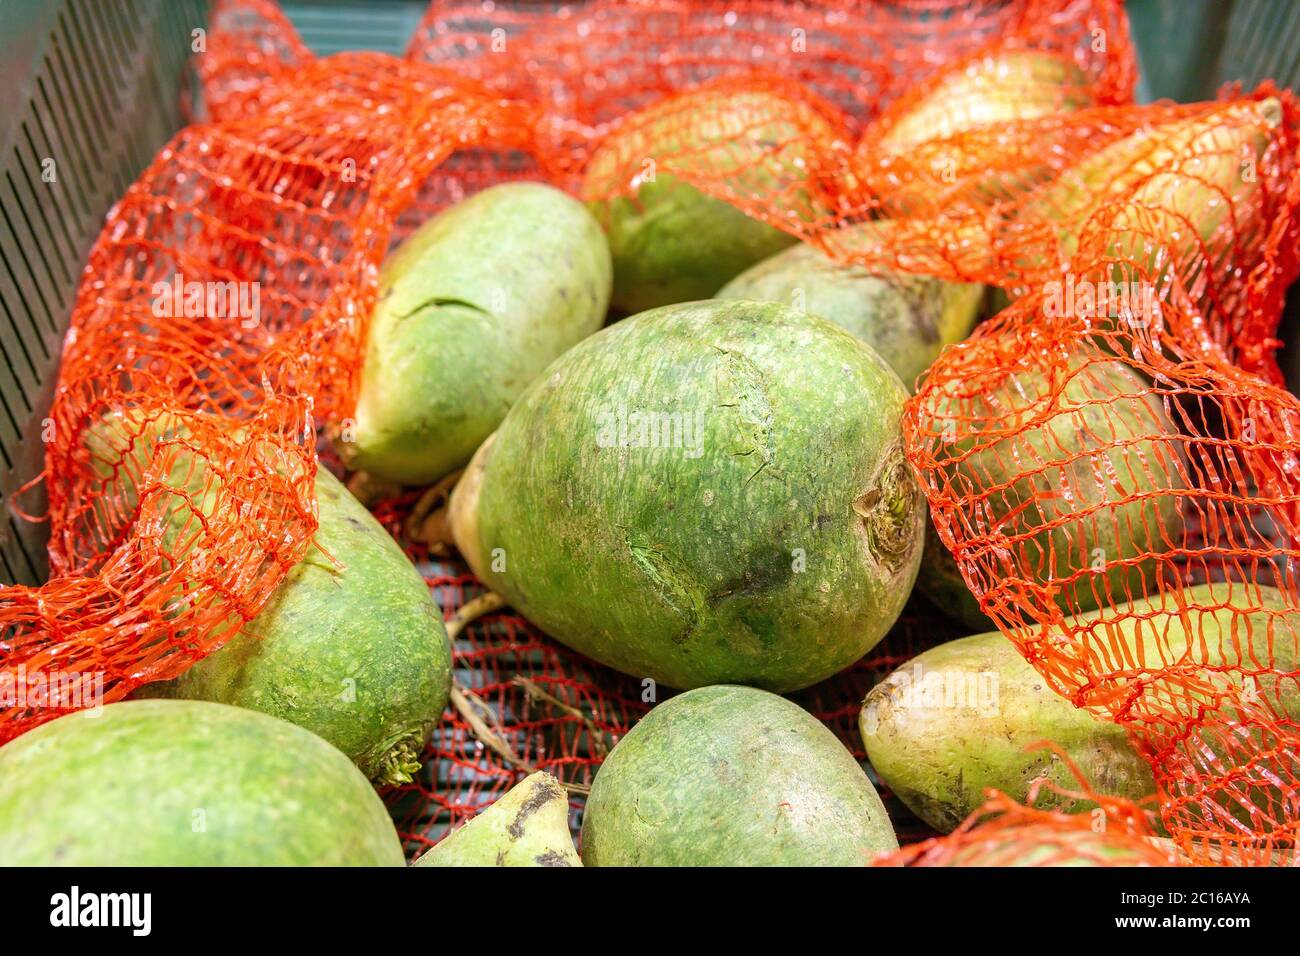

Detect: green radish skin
[143,468,452,787]
[82,408,220,564]
[1024,98,1281,269]
[1116,584,1300,833]
[592,175,800,314]
[716,228,985,391]
[412,772,580,867]
[908,109,1278,624]
[448,429,493,575]
[341,181,612,486]
[584,88,837,313]
[860,630,1156,833]
[863,583,1300,836]
[581,685,898,866]
[0,700,404,866]
[916,521,993,631]
[877,51,1093,149]
[465,299,925,692]
[861,51,1094,217]
[86,411,452,786]
[915,352,1185,623]
[975,100,1280,319]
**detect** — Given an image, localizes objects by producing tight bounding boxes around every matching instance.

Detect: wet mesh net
[4,0,1300,866]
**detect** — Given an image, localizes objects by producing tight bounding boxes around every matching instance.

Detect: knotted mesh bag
[4,0,1299,866]
[873,86,1300,864]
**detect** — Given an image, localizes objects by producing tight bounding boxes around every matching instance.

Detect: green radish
[143,468,452,787]
[581,685,897,866]
[0,700,404,866]
[907,108,1276,624]
[339,182,611,486]
[453,298,925,692]
[915,522,993,631]
[447,428,492,579]
[877,50,1094,149]
[1023,98,1281,270]
[82,407,218,563]
[988,98,1282,320]
[584,85,837,313]
[860,630,1155,833]
[863,583,1300,835]
[860,50,1095,217]
[914,350,1185,623]
[716,225,985,390]
[412,772,580,867]
[87,410,452,786]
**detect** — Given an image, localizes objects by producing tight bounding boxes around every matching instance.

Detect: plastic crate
[0,0,1296,865]
[1131,0,1300,103]
[0,0,207,586]
[279,0,429,57]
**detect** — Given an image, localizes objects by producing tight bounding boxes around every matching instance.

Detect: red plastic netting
[876,84,1300,863]
[4,0,1300,866]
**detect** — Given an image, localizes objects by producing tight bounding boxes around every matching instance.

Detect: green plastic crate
[280,0,429,57]
[1131,0,1300,103]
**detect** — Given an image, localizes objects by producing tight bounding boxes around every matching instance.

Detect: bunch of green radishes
[1,50,1290,868]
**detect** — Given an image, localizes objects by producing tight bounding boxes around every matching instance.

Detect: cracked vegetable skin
[339,181,612,485]
[456,298,925,692]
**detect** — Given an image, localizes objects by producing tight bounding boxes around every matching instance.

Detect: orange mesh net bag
[848,79,1300,863]
[6,0,1300,866]
[843,79,1300,862]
